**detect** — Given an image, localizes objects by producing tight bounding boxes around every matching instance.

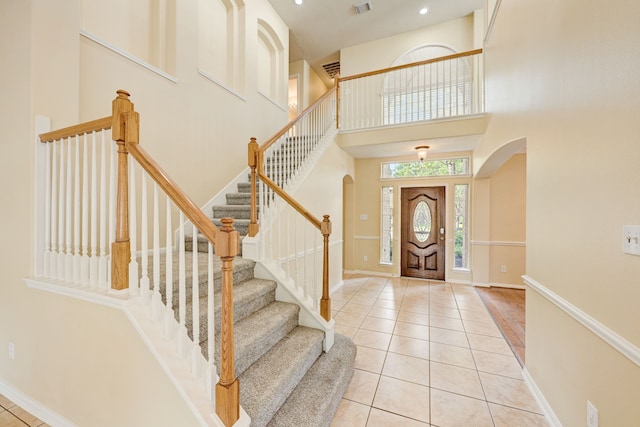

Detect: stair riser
[212,207,252,219]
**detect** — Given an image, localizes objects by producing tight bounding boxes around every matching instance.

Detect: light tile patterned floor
[0,394,49,427]
[330,274,548,427]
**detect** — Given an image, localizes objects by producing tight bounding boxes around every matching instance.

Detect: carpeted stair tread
[212,204,252,220]
[267,334,357,427]
[188,278,277,351]
[219,301,300,377]
[239,326,325,427]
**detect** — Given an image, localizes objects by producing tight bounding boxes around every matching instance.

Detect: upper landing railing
[336,48,484,131]
[37,91,240,427]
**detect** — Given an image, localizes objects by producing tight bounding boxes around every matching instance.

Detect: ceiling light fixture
[415,145,430,162]
[419,7,429,15]
[294,0,303,5]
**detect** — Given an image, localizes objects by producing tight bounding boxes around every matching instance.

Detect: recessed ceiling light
[419,7,429,15]
[295,0,302,5]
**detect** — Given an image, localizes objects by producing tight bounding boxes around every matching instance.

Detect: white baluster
[207,242,215,402]
[164,196,174,339]
[42,142,53,278]
[47,141,55,278]
[152,183,161,319]
[108,138,117,286]
[140,170,150,301]
[72,135,81,283]
[55,139,64,279]
[178,212,187,357]
[98,130,109,289]
[191,223,200,376]
[80,133,90,283]
[89,131,99,287]
[64,137,74,281]
[128,160,139,296]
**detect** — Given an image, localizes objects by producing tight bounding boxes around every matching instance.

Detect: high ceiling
[268,0,483,85]
[267,0,485,158]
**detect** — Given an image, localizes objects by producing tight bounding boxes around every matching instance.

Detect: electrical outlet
[363,255,368,262]
[587,401,598,427]
[501,265,507,273]
[8,342,14,360]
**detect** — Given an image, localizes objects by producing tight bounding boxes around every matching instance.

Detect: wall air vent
[321,61,341,78]
[353,1,372,14]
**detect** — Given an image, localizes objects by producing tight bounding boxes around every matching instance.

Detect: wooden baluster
[248,137,259,237]
[320,215,332,321]
[111,90,136,290]
[215,217,239,427]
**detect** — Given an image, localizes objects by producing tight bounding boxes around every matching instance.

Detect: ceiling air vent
[353,1,372,14]
[322,61,341,78]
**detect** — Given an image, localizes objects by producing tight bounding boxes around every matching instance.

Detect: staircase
[178,176,355,426]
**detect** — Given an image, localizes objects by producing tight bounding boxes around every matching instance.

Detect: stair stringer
[122,298,252,427]
[251,260,335,352]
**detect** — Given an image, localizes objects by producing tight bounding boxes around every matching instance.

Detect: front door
[401,186,445,280]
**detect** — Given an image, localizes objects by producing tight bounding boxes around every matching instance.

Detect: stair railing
[247,87,337,322]
[37,91,240,427]
[336,48,484,131]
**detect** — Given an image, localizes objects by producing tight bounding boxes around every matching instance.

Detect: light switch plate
[623,225,640,255]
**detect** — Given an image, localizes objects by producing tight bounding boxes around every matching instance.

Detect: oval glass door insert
[413,201,432,242]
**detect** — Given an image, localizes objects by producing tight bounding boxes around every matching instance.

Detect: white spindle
[129,160,139,296]
[65,136,74,281]
[58,137,67,280]
[98,130,109,289]
[140,170,150,301]
[164,196,174,339]
[207,241,215,401]
[43,141,52,277]
[191,223,200,375]
[72,135,81,283]
[107,138,117,287]
[49,141,60,278]
[89,131,99,287]
[178,212,187,357]
[81,133,90,283]
[152,183,161,319]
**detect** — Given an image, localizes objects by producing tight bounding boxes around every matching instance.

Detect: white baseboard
[489,282,527,290]
[522,368,562,427]
[0,379,78,427]
[342,269,397,278]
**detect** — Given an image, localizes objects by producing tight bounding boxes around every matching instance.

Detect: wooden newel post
[111,90,136,290]
[320,215,332,321]
[248,137,259,237]
[215,217,240,427]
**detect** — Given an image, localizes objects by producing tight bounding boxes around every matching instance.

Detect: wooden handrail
[338,48,483,82]
[258,86,337,153]
[39,116,112,143]
[127,143,222,247]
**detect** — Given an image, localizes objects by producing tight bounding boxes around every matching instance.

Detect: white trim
[343,269,397,278]
[339,113,487,134]
[471,240,526,247]
[522,368,561,427]
[0,379,79,427]
[523,275,640,367]
[354,235,380,240]
[23,278,127,310]
[447,278,472,286]
[80,30,178,83]
[257,90,287,112]
[489,282,526,290]
[472,281,491,288]
[198,69,247,101]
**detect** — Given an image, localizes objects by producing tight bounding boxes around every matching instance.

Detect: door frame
[399,184,448,280]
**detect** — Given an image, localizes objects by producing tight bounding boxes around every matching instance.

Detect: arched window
[382,44,473,124]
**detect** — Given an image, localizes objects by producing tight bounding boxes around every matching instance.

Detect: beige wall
[488,153,526,286]
[289,59,328,113]
[0,0,290,424]
[478,0,640,424]
[340,14,476,76]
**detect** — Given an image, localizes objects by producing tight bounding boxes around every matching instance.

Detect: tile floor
[330,274,548,427]
[0,394,49,427]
